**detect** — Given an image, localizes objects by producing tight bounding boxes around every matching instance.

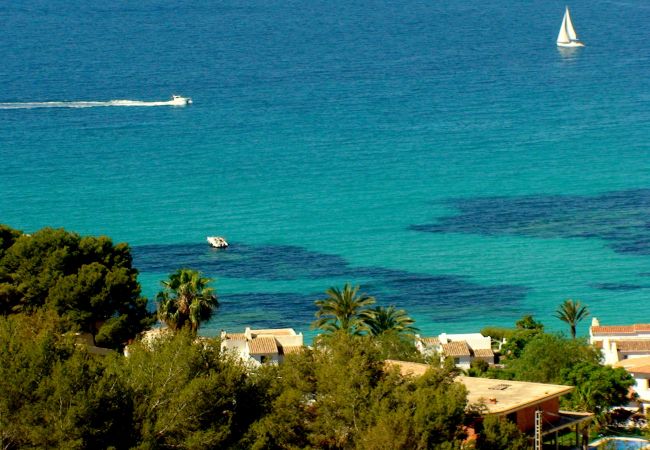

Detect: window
[454,358,460,365]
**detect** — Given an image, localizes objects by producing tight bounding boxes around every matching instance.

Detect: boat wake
[0,97,192,110]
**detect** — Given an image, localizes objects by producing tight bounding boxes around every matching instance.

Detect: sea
[2,0,650,341]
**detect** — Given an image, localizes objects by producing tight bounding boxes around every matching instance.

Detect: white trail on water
[0,99,188,109]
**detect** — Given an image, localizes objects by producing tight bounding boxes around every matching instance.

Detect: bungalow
[385,360,593,448]
[589,318,650,365]
[220,327,303,366]
[416,332,495,369]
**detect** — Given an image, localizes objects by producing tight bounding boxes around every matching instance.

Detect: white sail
[564,7,578,41]
[556,12,570,44]
[556,6,584,47]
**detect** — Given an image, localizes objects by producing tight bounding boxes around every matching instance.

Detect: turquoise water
[2,0,650,339]
[589,437,650,449]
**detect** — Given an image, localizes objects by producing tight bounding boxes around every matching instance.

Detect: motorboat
[207,236,229,248]
[169,95,192,106]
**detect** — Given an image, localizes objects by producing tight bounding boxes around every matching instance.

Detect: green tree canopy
[0,312,270,449]
[247,332,383,449]
[555,299,589,338]
[515,314,544,331]
[359,359,468,449]
[508,333,600,383]
[0,225,153,348]
[312,283,375,335]
[120,329,263,449]
[499,327,544,361]
[362,305,419,337]
[156,268,219,332]
[247,332,469,450]
[561,361,635,416]
[474,415,529,450]
[0,224,21,259]
[0,311,135,449]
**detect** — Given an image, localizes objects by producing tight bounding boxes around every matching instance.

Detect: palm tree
[361,305,419,336]
[156,268,218,332]
[555,299,589,339]
[312,283,375,335]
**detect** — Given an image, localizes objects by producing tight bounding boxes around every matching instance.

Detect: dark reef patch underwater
[133,243,528,331]
[411,189,650,256]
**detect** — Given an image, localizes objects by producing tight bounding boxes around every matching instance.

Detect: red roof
[442,341,471,357]
[592,324,650,335]
[473,348,495,358]
[249,337,278,355]
[419,337,440,346]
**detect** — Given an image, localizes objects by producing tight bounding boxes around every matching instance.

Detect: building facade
[220,327,303,366]
[416,332,495,369]
[590,317,650,365]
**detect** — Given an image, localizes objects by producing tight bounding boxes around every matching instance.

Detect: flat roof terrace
[458,376,573,415]
[385,360,573,415]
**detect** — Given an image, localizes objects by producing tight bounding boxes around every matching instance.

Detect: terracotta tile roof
[616,341,650,352]
[613,356,650,375]
[249,337,278,355]
[442,341,471,357]
[224,333,247,341]
[472,348,495,358]
[592,324,650,335]
[280,345,303,355]
[419,337,440,346]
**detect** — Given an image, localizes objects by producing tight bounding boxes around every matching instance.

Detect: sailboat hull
[557,41,585,48]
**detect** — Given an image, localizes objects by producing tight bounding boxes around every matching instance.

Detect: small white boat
[207,236,229,248]
[169,95,192,106]
[557,6,584,48]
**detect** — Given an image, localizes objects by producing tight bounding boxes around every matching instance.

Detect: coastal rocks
[207,236,229,248]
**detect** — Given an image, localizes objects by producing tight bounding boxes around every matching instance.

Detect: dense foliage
[0,311,134,448]
[156,268,219,332]
[0,225,640,448]
[0,314,473,450]
[474,415,529,450]
[0,224,153,348]
[312,283,376,335]
[248,332,471,450]
[482,314,635,425]
[312,284,420,360]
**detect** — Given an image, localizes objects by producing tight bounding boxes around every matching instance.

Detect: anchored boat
[207,236,229,248]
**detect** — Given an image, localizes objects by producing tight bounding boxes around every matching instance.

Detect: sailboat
[557,6,584,47]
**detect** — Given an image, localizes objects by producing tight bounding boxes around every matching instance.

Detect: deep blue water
[2,0,650,339]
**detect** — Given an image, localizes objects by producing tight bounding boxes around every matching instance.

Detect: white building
[590,318,650,411]
[220,327,303,366]
[589,318,650,365]
[415,332,494,369]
